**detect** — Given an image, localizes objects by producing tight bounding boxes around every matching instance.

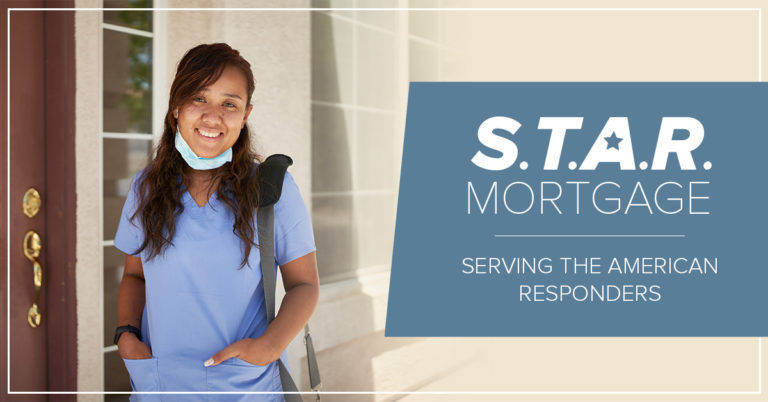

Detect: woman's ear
[241,104,254,128]
[173,108,179,119]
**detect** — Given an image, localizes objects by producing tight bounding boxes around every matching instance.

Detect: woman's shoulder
[129,165,155,185]
[124,167,148,199]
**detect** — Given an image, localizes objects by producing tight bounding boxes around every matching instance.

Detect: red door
[2,1,77,400]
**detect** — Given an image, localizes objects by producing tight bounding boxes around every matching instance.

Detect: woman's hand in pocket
[118,332,153,360]
[205,337,280,367]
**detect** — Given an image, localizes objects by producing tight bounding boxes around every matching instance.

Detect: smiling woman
[112,43,319,402]
[174,65,253,161]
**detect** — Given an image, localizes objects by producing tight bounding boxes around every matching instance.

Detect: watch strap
[114,324,141,345]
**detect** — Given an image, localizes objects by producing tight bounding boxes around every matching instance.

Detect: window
[101,0,154,397]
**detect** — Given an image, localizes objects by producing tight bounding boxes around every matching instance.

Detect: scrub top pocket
[122,356,162,401]
[205,358,284,402]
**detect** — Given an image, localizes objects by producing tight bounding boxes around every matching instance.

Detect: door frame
[1,0,77,397]
[43,1,77,394]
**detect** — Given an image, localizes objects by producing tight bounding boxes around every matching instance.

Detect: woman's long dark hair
[131,43,262,269]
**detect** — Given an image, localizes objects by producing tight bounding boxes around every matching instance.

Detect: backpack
[256,154,321,402]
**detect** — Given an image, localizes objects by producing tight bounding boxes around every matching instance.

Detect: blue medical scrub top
[114,165,316,402]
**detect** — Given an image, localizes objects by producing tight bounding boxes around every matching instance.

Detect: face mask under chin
[174,128,233,170]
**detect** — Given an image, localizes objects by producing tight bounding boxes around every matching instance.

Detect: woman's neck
[183,166,222,192]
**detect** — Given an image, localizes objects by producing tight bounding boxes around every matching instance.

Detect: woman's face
[175,65,253,159]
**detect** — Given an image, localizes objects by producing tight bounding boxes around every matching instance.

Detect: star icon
[604,133,623,150]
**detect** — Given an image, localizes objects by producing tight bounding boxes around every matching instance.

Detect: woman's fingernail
[204,358,214,367]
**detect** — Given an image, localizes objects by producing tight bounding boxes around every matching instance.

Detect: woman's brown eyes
[193,97,236,109]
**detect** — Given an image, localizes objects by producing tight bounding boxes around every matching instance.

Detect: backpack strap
[255,154,321,401]
[256,154,293,207]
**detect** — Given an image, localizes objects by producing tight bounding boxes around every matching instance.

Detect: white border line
[5,6,764,396]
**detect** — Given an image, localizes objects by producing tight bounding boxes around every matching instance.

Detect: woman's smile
[196,127,224,141]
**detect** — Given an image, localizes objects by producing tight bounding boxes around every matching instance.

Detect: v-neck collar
[184,189,217,208]
[180,180,219,212]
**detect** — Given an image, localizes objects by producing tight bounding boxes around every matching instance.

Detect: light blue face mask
[174,129,233,170]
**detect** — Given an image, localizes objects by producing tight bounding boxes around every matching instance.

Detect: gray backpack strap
[257,206,302,402]
[256,155,321,401]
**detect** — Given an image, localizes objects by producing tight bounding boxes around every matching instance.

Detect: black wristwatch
[114,325,142,345]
